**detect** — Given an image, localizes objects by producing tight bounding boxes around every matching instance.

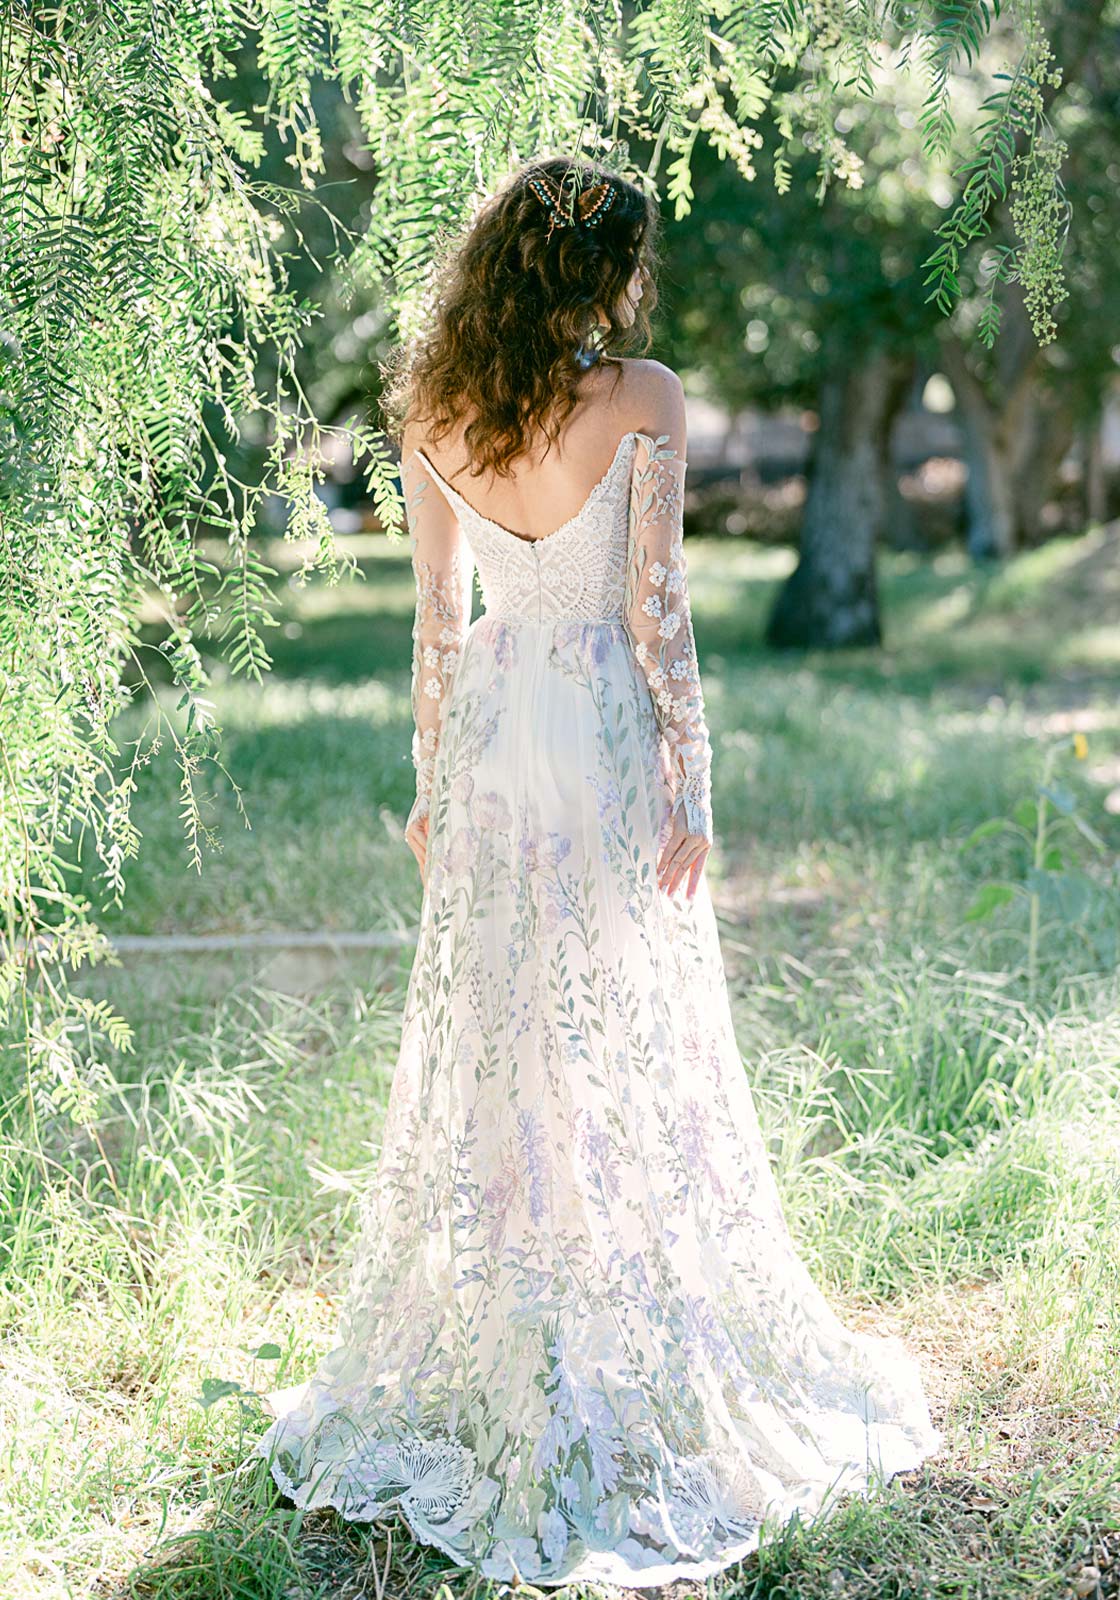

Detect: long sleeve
[624,431,713,843]
[401,449,476,828]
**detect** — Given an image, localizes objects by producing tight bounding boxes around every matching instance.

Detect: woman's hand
[405,809,429,883]
[657,808,709,900]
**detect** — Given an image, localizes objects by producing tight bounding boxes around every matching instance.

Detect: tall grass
[3,533,1119,1599]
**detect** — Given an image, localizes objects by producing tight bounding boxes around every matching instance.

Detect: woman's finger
[656,843,677,888]
[658,836,689,890]
[663,838,706,897]
[682,841,708,892]
[667,848,698,896]
[405,818,428,882]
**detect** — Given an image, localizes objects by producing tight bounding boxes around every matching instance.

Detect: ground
[3,526,1119,1600]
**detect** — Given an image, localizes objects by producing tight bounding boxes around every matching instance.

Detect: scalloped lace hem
[254,1420,944,1590]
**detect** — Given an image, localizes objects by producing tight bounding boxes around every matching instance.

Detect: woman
[255,155,942,1589]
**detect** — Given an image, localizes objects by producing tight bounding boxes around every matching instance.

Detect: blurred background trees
[3,14,1118,1588]
[656,0,1120,646]
[3,0,1118,1077]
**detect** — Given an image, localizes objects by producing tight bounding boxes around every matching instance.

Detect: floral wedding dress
[255,429,942,1588]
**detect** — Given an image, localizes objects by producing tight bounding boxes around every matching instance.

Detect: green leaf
[1013,799,1039,830]
[1039,784,1076,816]
[197,1378,244,1409]
[961,817,1010,851]
[1070,813,1108,853]
[964,882,1018,922]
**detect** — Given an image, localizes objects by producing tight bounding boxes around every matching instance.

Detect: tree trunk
[766,346,912,649]
[926,3,1109,559]
[939,328,1050,561]
[1085,419,1108,527]
[958,394,1017,561]
[1010,388,1076,545]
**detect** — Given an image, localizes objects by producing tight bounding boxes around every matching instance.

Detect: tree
[658,82,946,647]
[1,1,1071,1081]
[938,0,1120,558]
[660,5,1118,642]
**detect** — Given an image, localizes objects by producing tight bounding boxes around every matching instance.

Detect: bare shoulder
[400,414,428,463]
[611,357,686,449]
[616,356,684,398]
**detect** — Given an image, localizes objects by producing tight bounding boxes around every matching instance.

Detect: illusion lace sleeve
[624,431,713,843]
[401,449,476,828]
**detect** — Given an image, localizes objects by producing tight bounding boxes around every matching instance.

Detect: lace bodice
[414,430,634,623]
[401,428,713,840]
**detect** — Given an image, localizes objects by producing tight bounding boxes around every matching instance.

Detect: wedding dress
[255,428,942,1588]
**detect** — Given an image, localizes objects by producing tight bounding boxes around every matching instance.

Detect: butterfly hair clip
[527,172,617,240]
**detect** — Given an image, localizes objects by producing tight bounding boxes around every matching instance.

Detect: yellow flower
[1073,732,1089,761]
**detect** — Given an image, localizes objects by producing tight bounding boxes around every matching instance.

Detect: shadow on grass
[696,548,1120,702]
[102,1449,1120,1600]
[129,527,1120,705]
[97,526,1120,943]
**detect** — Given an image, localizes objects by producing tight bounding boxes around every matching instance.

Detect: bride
[255,155,942,1589]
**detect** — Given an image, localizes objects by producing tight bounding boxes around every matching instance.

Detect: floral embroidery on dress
[402,454,477,827]
[254,429,942,1589]
[625,434,713,842]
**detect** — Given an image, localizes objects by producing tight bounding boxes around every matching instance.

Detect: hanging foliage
[0,0,1068,1090]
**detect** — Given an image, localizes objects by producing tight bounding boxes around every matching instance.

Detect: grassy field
[4,526,1120,1600]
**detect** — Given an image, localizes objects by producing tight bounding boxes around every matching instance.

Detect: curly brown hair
[380,155,660,479]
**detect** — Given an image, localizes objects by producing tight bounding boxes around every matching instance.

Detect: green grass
[4,529,1120,1599]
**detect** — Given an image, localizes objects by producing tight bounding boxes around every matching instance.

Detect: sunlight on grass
[5,528,1119,1599]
